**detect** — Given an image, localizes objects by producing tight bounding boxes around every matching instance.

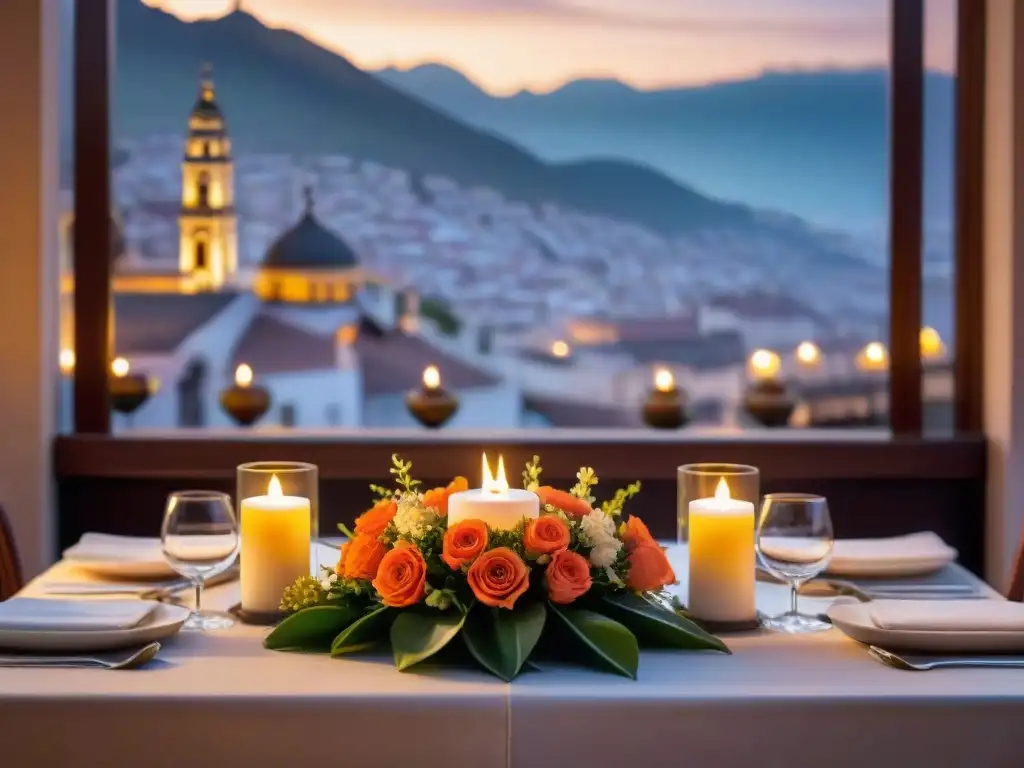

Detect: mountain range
[375,64,955,234]
[102,0,873,272]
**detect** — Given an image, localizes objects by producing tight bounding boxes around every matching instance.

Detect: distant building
[179,64,238,289]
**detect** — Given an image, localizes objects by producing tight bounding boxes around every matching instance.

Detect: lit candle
[240,474,311,614]
[447,453,540,530]
[235,363,253,388]
[920,327,945,359]
[59,349,76,376]
[857,342,888,371]
[749,349,781,381]
[111,357,130,378]
[795,341,820,367]
[423,364,440,392]
[551,340,570,359]
[688,477,756,624]
[654,367,675,393]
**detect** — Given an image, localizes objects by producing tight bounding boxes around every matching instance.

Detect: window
[63,0,978,437]
[280,403,297,427]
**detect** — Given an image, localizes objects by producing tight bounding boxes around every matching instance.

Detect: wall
[262,369,359,427]
[0,0,59,575]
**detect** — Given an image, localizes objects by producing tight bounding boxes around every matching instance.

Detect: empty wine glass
[161,490,240,631]
[756,493,834,634]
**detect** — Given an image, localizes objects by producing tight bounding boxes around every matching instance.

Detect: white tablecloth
[1,546,1021,768]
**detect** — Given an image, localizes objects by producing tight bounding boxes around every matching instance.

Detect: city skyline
[146,0,955,94]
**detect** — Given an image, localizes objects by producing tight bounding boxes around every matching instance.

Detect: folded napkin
[62,533,164,564]
[869,600,1024,632]
[0,598,160,631]
[829,532,956,571]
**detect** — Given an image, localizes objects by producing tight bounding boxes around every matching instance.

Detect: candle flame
[235,363,253,387]
[749,349,781,380]
[423,364,440,390]
[59,349,76,374]
[796,341,820,366]
[111,357,130,377]
[654,368,675,393]
[551,340,570,359]
[482,453,509,494]
[715,477,731,501]
[268,474,283,497]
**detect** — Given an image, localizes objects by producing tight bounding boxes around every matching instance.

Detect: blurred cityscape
[59,1,956,430]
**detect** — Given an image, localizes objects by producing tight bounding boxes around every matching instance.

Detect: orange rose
[355,498,397,537]
[343,534,388,581]
[423,476,469,516]
[442,519,488,570]
[467,547,530,609]
[627,543,676,592]
[536,486,592,518]
[621,516,657,552]
[334,540,351,576]
[372,540,427,608]
[546,549,592,604]
[524,516,570,556]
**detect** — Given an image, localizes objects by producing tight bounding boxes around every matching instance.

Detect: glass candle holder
[237,461,319,623]
[678,463,760,629]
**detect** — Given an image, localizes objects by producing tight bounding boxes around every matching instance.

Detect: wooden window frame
[68,0,985,453]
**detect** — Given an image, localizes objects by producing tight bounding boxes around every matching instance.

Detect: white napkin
[829,532,956,572]
[0,598,160,631]
[869,600,1024,632]
[62,533,164,564]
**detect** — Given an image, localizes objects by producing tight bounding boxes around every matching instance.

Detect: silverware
[43,567,239,600]
[868,646,1024,670]
[797,579,982,602]
[0,642,161,670]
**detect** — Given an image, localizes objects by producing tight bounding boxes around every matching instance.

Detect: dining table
[1,544,1022,768]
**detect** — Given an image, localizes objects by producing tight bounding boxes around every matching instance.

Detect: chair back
[0,503,24,600]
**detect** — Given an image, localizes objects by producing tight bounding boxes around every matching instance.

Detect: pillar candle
[240,476,311,613]
[688,479,756,623]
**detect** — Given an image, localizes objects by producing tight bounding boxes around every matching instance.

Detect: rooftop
[114,292,240,355]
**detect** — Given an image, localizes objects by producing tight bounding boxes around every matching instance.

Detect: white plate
[65,559,178,580]
[826,553,957,578]
[0,602,190,652]
[827,601,1024,653]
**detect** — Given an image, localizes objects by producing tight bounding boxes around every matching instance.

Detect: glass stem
[193,578,202,615]
[790,584,799,615]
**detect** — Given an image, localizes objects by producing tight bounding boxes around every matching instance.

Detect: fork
[868,645,1024,670]
[0,642,161,670]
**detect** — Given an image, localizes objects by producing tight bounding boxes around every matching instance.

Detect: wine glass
[756,493,834,634]
[161,490,240,631]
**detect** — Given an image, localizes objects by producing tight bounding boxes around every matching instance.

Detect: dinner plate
[826,553,957,578]
[0,602,190,652]
[827,601,1024,653]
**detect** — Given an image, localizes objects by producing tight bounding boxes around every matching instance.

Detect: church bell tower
[179,64,237,289]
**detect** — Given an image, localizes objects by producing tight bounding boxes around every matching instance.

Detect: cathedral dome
[263,190,359,270]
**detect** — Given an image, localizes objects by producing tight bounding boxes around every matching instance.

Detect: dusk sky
[147,0,956,94]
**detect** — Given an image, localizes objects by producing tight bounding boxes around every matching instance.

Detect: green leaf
[600,592,730,654]
[330,606,393,657]
[390,610,467,671]
[546,602,639,679]
[462,602,546,681]
[264,605,358,652]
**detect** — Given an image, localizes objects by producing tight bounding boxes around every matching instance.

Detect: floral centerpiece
[265,455,729,680]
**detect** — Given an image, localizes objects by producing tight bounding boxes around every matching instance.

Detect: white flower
[328,573,338,584]
[589,542,620,568]
[319,578,332,591]
[392,492,439,539]
[579,509,622,566]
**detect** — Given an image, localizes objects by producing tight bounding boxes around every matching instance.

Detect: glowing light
[111,357,130,377]
[654,368,675,393]
[715,477,731,501]
[795,341,821,366]
[268,474,283,497]
[858,342,888,371]
[551,340,570,359]
[920,327,945,359]
[749,349,781,380]
[235,364,253,388]
[423,365,440,391]
[59,349,75,375]
[482,453,509,494]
